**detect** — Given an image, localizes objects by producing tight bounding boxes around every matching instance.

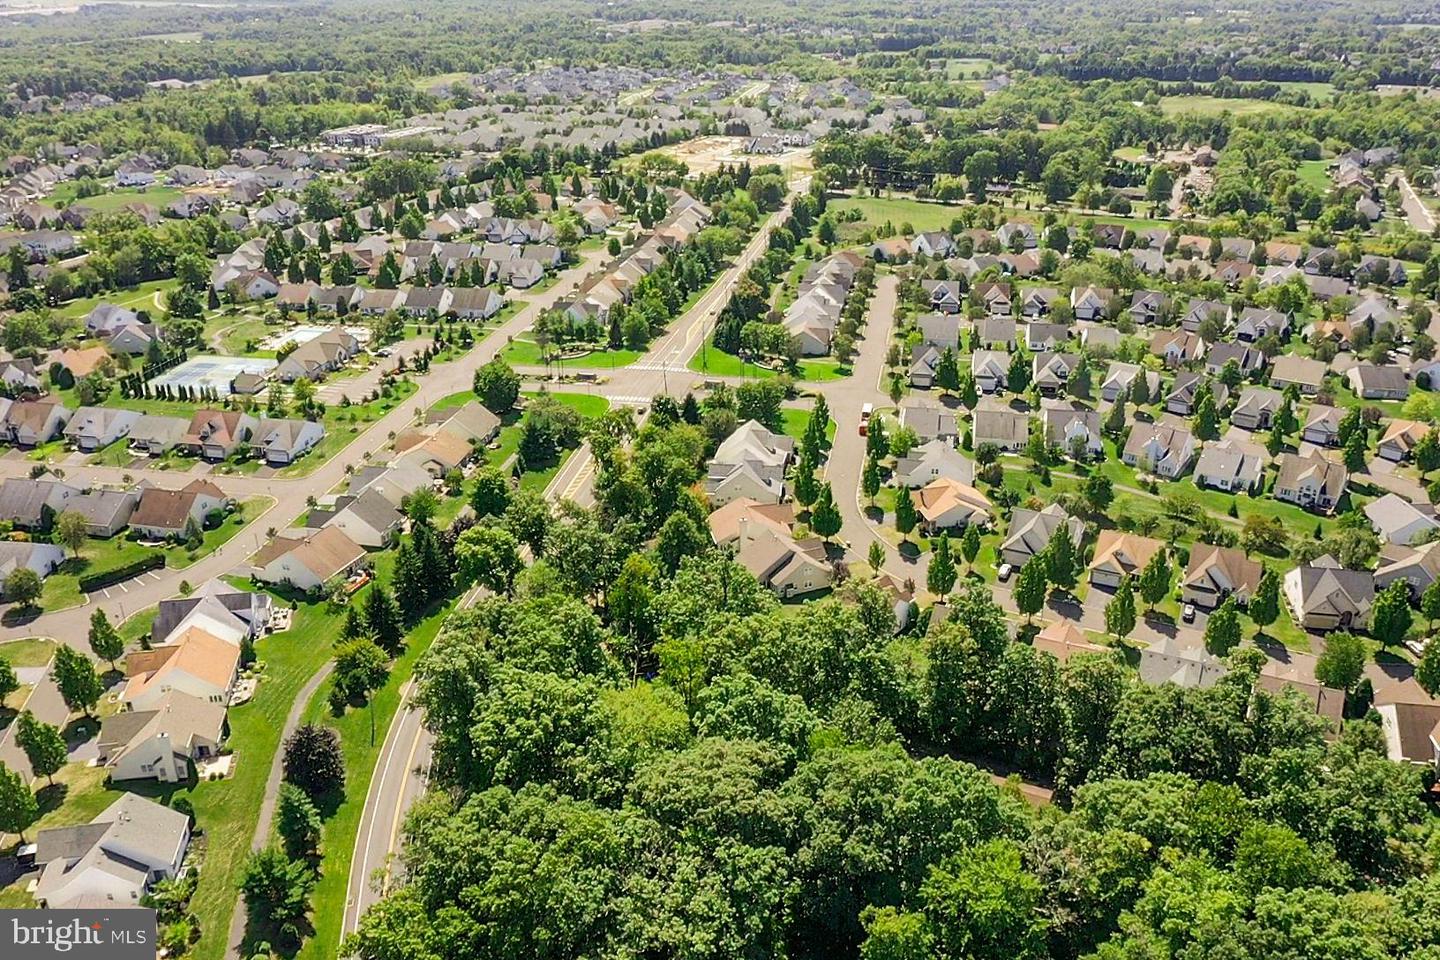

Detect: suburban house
[0,477,81,529]
[971,351,1010,393]
[1025,324,1070,352]
[251,525,367,592]
[1181,544,1262,609]
[1235,307,1290,342]
[33,794,191,909]
[898,403,959,444]
[1283,555,1374,630]
[1229,387,1283,431]
[1181,299,1230,333]
[1365,493,1440,546]
[1374,687,1440,766]
[274,327,361,381]
[0,541,64,581]
[894,440,974,488]
[1100,362,1159,403]
[1378,420,1430,462]
[1129,290,1170,325]
[65,489,139,537]
[999,504,1086,569]
[1273,453,1348,512]
[915,313,961,351]
[909,345,942,389]
[707,498,796,549]
[1041,401,1102,459]
[1088,530,1165,589]
[911,477,993,533]
[1205,342,1266,378]
[1269,355,1326,394]
[1032,619,1109,663]
[121,625,241,710]
[313,488,404,549]
[1122,423,1196,478]
[1150,329,1206,367]
[972,399,1029,451]
[1,399,72,446]
[735,526,832,599]
[128,414,190,456]
[179,410,259,461]
[63,406,142,452]
[1194,439,1266,493]
[1375,541,1440,597]
[1302,406,1344,447]
[251,417,326,465]
[97,690,227,783]
[1347,364,1409,400]
[1070,285,1112,321]
[705,420,795,507]
[1166,373,1226,416]
[130,479,229,540]
[151,580,272,645]
[1138,638,1343,728]
[1032,351,1080,395]
[975,318,1016,349]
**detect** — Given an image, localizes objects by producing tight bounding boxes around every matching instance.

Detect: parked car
[997,562,1013,582]
[1182,602,1196,623]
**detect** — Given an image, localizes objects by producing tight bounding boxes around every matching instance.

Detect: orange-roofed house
[911,477,993,534]
[121,626,240,711]
[251,526,366,593]
[1087,530,1166,589]
[1033,619,1110,663]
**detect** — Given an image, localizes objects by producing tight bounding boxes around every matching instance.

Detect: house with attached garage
[921,279,963,314]
[447,286,506,319]
[128,414,189,456]
[0,477,81,529]
[32,794,190,910]
[1347,364,1409,400]
[1205,342,1265,378]
[705,420,794,507]
[0,358,42,394]
[1129,290,1170,326]
[894,439,974,489]
[972,399,1029,451]
[1365,493,1440,546]
[1181,299,1230,334]
[909,345,941,389]
[975,282,1013,316]
[130,479,230,540]
[1041,401,1102,459]
[1284,555,1374,630]
[63,406,141,452]
[971,351,1011,394]
[1379,420,1430,462]
[64,489,139,537]
[911,477,993,533]
[0,399,71,446]
[251,525,367,593]
[1070,285,1113,322]
[1150,329,1206,367]
[251,417,325,465]
[179,410,258,460]
[1166,373,1226,416]
[999,504,1085,569]
[915,313,961,351]
[1032,352,1080,396]
[312,487,404,549]
[898,403,959,444]
[1182,544,1262,609]
[912,231,956,258]
[1025,323,1070,352]
[1234,306,1290,342]
[1229,386,1284,431]
[1020,287,1059,319]
[707,499,797,551]
[1273,453,1348,513]
[1194,439,1266,493]
[1123,422,1197,478]
[975,318,1016,349]
[1087,530,1165,589]
[1302,405,1344,446]
[275,327,361,381]
[733,522,832,600]
[0,541,64,580]
[1269,355,1326,394]
[122,624,241,710]
[97,690,227,784]
[1100,362,1159,403]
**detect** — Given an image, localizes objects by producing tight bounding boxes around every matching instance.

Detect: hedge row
[78,553,166,593]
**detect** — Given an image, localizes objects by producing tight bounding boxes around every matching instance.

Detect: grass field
[945,57,994,79]
[56,278,176,321]
[689,341,851,382]
[1297,159,1330,191]
[1157,95,1307,117]
[829,196,964,236]
[47,183,184,214]
[500,338,643,370]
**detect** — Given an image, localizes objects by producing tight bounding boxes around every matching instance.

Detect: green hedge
[78,553,165,593]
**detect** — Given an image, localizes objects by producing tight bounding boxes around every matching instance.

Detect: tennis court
[149,355,277,394]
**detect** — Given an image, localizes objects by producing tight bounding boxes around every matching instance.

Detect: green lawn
[499,338,643,370]
[287,593,457,960]
[689,341,851,382]
[48,183,185,214]
[829,196,964,236]
[0,637,56,669]
[56,278,177,321]
[1157,95,1307,117]
[781,405,837,444]
[945,57,994,79]
[1297,159,1330,191]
